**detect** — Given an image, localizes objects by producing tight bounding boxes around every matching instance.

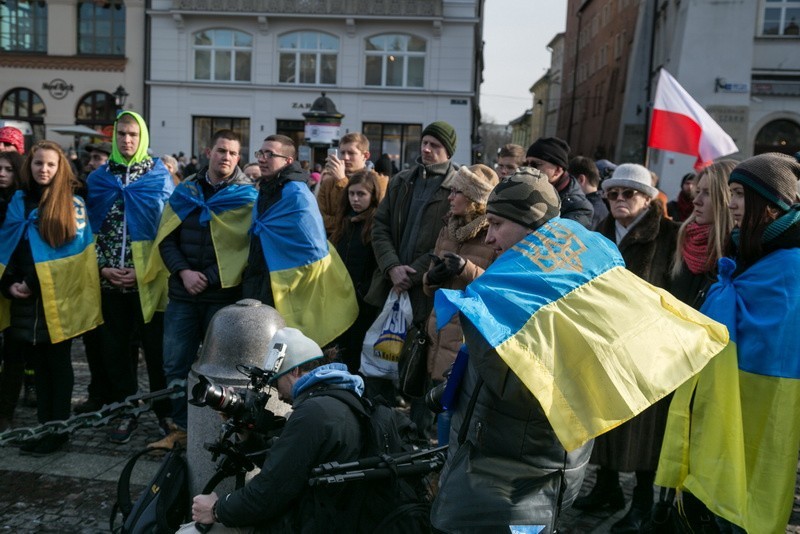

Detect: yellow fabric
[496,266,730,451]
[270,245,358,347]
[656,344,800,533]
[132,240,169,323]
[208,207,252,288]
[34,243,102,343]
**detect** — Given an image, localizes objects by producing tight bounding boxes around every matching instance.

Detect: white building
[0,0,145,151]
[147,0,485,169]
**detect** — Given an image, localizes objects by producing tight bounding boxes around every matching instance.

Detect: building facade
[0,0,145,151]
[147,0,485,169]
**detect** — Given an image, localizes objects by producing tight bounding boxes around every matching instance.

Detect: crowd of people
[0,116,799,533]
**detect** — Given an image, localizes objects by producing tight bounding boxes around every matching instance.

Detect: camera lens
[424,382,447,414]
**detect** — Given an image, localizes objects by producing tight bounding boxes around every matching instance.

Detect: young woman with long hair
[330,169,387,374]
[0,141,101,455]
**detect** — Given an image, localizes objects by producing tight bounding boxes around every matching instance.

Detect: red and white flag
[648,69,738,170]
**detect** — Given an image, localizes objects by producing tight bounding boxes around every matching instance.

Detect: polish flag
[648,69,738,170]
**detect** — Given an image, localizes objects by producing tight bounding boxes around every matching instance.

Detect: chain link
[0,380,186,446]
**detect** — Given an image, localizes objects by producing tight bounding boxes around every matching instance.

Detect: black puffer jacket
[241,162,308,305]
[557,175,594,229]
[159,166,252,303]
[0,188,50,344]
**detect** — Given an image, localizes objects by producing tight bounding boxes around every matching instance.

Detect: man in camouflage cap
[484,166,561,256]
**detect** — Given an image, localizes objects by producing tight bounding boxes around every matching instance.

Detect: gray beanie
[265,327,324,383]
[729,152,800,212]
[486,167,561,230]
[451,164,500,205]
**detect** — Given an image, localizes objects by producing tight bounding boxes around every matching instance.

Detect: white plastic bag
[359,291,412,379]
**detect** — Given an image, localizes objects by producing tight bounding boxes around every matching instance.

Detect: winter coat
[423,215,496,381]
[241,162,308,305]
[592,201,679,471]
[316,169,347,236]
[158,166,251,304]
[366,159,459,323]
[557,175,594,229]
[586,190,609,230]
[215,368,363,532]
[431,318,592,533]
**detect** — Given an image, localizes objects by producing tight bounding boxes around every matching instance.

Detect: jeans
[162,299,228,429]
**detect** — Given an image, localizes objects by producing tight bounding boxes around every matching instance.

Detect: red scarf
[682,222,711,274]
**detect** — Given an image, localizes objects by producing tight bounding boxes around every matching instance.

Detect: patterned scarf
[682,222,711,274]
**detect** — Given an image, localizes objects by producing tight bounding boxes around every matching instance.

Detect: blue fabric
[169,180,257,226]
[292,363,365,399]
[434,218,624,346]
[251,181,328,271]
[86,159,174,241]
[701,251,800,379]
[0,191,93,263]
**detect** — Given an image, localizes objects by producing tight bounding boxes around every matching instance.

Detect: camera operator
[186,327,364,533]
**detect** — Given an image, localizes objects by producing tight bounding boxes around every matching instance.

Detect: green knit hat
[421,121,457,158]
[487,167,561,230]
[729,152,800,212]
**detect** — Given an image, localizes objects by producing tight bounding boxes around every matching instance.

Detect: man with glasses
[525,137,594,228]
[148,129,256,449]
[495,143,525,180]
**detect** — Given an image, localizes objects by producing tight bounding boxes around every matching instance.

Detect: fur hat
[0,126,24,154]
[486,166,561,230]
[451,164,500,205]
[602,163,659,198]
[421,121,457,158]
[729,152,800,212]
[526,137,570,169]
[265,327,323,383]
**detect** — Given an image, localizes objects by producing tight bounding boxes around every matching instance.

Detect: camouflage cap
[487,166,561,230]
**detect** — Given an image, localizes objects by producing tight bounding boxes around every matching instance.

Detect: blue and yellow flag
[656,255,800,533]
[86,158,175,322]
[434,218,730,452]
[0,191,102,343]
[252,180,357,347]
[144,179,257,288]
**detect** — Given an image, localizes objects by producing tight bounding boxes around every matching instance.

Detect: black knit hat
[526,137,570,169]
[421,121,457,158]
[486,167,561,230]
[729,152,800,212]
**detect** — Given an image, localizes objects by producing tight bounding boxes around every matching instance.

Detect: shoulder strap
[110,446,171,532]
[307,387,369,420]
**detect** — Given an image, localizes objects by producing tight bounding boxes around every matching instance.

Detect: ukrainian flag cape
[144,179,257,288]
[656,253,800,533]
[0,191,102,343]
[434,218,730,452]
[252,180,357,347]
[86,159,174,322]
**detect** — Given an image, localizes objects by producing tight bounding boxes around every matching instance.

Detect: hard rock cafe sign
[42,79,74,100]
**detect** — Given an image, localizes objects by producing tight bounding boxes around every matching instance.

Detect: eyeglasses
[254,150,289,160]
[606,189,639,201]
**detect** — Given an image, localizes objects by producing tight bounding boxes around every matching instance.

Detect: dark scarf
[682,222,711,274]
[731,204,800,249]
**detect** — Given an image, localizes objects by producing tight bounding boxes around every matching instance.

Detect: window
[762,0,800,35]
[365,34,426,88]
[78,0,125,55]
[194,29,253,82]
[0,1,47,52]
[363,122,422,169]
[278,31,338,85]
[1,88,46,141]
[75,91,117,135]
[192,116,250,167]
[754,119,800,155]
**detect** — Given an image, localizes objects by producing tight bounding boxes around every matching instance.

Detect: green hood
[110,111,151,165]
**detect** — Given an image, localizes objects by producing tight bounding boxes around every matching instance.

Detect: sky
[480,0,568,125]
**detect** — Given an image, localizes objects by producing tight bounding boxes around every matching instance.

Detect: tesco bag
[360,291,412,379]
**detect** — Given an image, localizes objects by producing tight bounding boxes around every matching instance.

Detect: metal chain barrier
[0,379,186,446]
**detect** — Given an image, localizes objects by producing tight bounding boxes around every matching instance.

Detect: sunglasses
[606,189,639,201]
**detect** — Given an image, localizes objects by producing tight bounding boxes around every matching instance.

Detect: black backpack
[110,445,190,534]
[308,389,432,534]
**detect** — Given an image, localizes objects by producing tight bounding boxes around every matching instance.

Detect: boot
[573,467,624,512]
[611,470,655,533]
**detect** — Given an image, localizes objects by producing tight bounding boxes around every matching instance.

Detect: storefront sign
[42,79,74,100]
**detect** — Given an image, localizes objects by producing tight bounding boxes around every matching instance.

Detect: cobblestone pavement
[1,339,798,533]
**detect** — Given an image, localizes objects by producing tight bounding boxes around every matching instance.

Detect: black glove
[443,252,466,276]
[426,256,450,286]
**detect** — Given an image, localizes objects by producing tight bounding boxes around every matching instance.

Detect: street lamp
[112,85,129,109]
